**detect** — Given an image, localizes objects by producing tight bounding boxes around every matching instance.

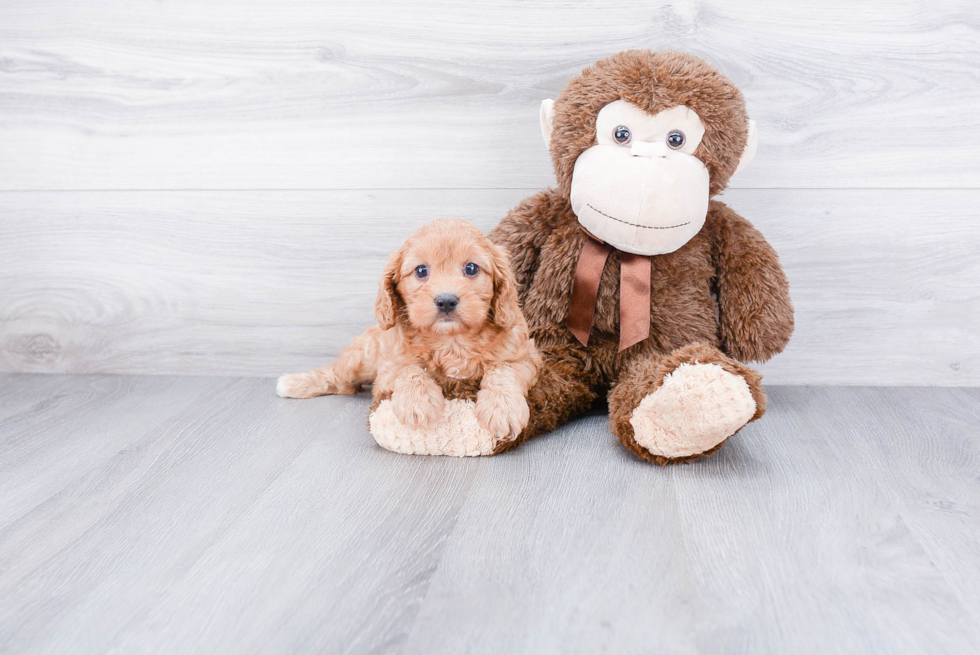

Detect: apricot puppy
[277,218,540,442]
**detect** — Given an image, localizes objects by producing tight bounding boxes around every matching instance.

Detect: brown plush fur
[489,50,794,463]
[279,218,541,442]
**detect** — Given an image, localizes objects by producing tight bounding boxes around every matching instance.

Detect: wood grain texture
[1,375,979,654]
[0,0,978,190]
[1,188,977,384]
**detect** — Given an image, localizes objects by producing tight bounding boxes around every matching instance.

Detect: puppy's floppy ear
[375,247,404,330]
[488,241,522,330]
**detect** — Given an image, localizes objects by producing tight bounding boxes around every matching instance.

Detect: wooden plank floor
[1,374,978,654]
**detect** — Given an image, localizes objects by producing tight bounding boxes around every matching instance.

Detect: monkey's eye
[666,130,686,150]
[414,265,429,279]
[463,262,480,277]
[613,125,632,145]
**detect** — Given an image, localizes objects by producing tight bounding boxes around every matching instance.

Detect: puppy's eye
[463,262,480,277]
[613,125,632,145]
[414,265,428,279]
[666,130,686,150]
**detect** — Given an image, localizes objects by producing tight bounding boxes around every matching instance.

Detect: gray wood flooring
[1,374,979,654]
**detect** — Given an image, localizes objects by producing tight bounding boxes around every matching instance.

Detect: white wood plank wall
[1,0,978,384]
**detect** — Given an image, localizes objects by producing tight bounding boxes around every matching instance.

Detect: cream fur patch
[369,398,499,457]
[630,363,756,459]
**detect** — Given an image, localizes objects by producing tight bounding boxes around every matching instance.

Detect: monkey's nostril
[434,294,459,313]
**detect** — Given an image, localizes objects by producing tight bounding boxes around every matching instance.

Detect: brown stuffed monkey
[489,50,794,464]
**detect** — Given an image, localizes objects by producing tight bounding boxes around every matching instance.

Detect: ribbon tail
[619,253,652,351]
[567,239,612,347]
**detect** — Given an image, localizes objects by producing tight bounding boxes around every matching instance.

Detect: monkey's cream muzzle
[539,99,757,257]
[569,142,710,256]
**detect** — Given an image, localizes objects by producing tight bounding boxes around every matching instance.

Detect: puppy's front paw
[390,381,445,429]
[475,388,529,441]
[277,372,321,399]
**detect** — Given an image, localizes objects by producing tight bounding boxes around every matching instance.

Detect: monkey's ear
[539,99,555,148]
[374,248,404,330]
[734,119,758,175]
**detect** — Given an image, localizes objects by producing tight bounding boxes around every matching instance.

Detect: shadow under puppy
[277,218,541,456]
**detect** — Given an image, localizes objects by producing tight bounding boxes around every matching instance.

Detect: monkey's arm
[489,190,561,296]
[710,202,794,363]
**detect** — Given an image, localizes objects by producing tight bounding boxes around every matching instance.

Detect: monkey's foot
[629,363,756,460]
[369,398,501,457]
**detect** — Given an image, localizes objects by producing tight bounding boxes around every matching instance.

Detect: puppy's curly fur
[278,218,541,442]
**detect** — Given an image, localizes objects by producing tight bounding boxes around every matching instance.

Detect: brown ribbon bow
[567,229,651,352]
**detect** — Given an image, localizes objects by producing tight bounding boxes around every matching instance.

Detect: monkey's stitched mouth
[587,204,690,230]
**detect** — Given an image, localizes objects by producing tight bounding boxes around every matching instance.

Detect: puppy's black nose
[434,294,459,313]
